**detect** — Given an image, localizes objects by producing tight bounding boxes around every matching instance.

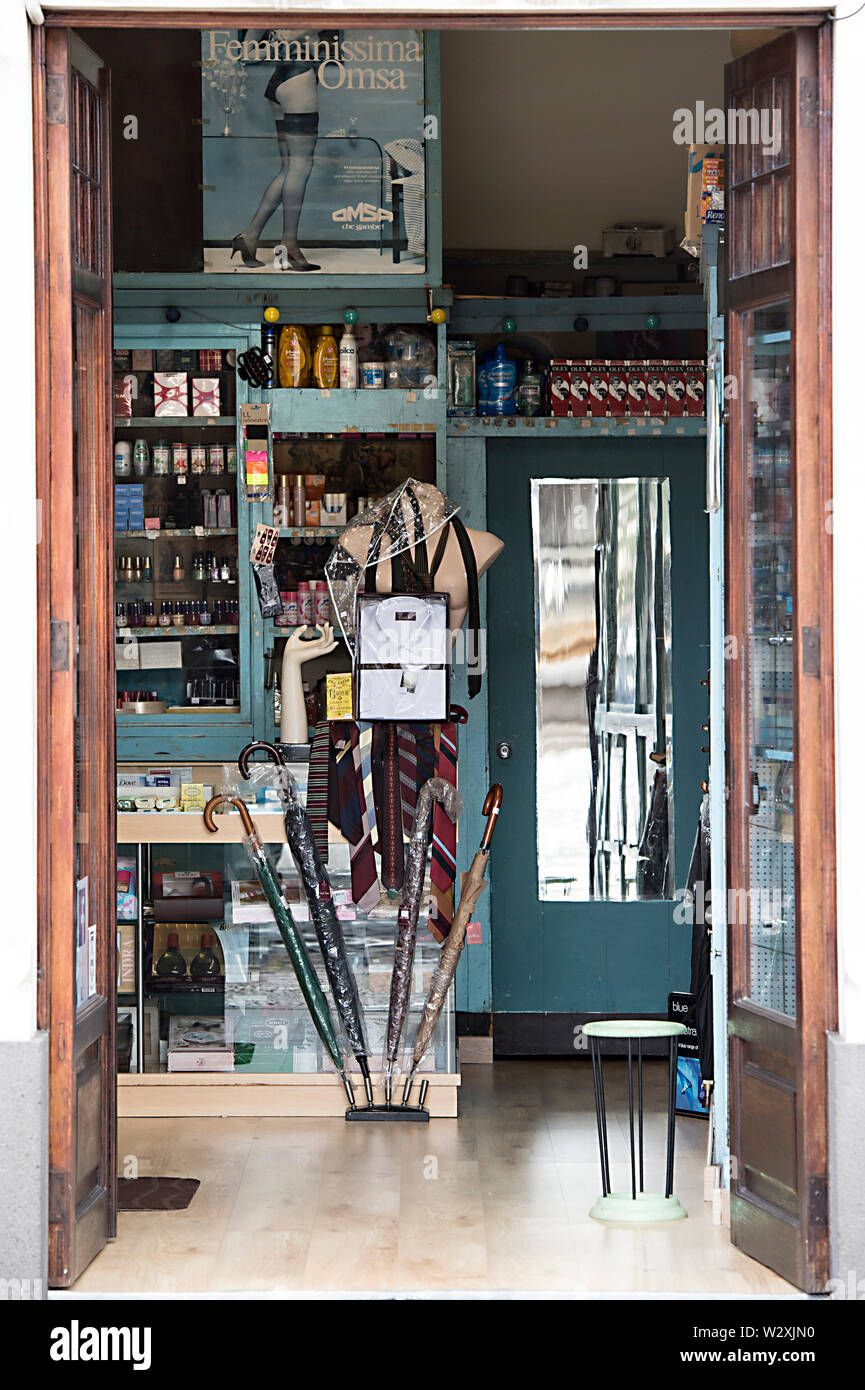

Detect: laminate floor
[70,1060,796,1296]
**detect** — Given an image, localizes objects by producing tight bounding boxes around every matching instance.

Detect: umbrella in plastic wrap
[403,784,503,1108]
[237,740,374,1107]
[203,793,357,1110]
[383,775,463,1106]
[325,477,460,657]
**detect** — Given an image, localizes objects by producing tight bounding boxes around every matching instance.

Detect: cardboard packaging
[570,363,591,417]
[627,363,648,416]
[588,360,609,418]
[646,362,668,416]
[191,377,221,416]
[683,145,725,252]
[168,1014,234,1072]
[665,361,687,417]
[114,373,136,417]
[154,372,188,416]
[131,349,153,371]
[602,224,674,258]
[117,923,136,991]
[549,361,572,417]
[685,359,706,416]
[607,361,629,417]
[199,348,223,372]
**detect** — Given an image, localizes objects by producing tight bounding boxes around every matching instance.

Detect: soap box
[645,362,668,416]
[607,360,629,417]
[664,361,687,417]
[685,360,706,416]
[627,363,648,416]
[549,361,572,417]
[587,360,609,418]
[570,363,591,417]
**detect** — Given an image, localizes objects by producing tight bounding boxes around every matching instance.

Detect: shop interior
[65,22,796,1294]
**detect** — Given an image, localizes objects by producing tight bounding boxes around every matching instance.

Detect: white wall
[0,3,38,1042]
[441,29,730,251]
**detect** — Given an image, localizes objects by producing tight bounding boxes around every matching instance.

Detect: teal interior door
[486,437,708,1051]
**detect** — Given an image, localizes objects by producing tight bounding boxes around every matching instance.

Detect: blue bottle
[476,353,491,416]
[487,343,516,416]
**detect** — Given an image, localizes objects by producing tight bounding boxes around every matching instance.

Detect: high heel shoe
[230,233,265,268]
[280,246,320,273]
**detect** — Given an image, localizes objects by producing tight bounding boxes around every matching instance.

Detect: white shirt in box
[355,592,449,721]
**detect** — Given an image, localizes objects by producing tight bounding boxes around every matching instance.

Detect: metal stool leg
[665,1036,679,1199]
[627,1038,636,1200]
[638,1038,644,1193]
[590,1036,610,1196]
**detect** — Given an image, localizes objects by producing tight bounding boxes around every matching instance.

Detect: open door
[35,27,116,1286]
[724,27,835,1292]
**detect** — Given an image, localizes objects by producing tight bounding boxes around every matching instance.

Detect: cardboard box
[117,922,136,992]
[114,373,136,417]
[645,362,668,416]
[685,359,706,416]
[627,363,648,416]
[153,372,188,417]
[192,377,221,416]
[665,361,687,417]
[570,363,591,417]
[602,224,674,258]
[168,1014,234,1072]
[549,361,572,417]
[588,360,609,418]
[607,360,629,417]
[131,349,153,371]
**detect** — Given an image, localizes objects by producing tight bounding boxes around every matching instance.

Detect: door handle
[496,740,513,760]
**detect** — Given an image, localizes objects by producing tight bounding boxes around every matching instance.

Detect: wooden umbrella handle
[480,784,503,851]
[203,793,255,838]
[238,740,282,780]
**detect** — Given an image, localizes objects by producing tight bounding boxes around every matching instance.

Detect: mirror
[532,477,674,901]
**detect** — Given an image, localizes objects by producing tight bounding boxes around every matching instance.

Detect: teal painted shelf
[115,528,238,539]
[117,624,239,639]
[115,416,236,428]
[277,526,343,539]
[261,388,441,433]
[447,416,707,438]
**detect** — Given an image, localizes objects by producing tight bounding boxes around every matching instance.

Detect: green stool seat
[584,1018,688,1224]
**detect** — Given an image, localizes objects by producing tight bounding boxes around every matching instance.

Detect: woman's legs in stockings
[237,71,318,260]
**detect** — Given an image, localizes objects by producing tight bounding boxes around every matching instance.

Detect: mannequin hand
[283,623,338,668]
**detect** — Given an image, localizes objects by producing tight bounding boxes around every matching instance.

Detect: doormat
[117,1177,200,1211]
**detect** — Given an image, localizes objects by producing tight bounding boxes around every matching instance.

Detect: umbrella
[384,775,463,1105]
[237,740,374,1108]
[203,794,356,1109]
[402,784,503,1107]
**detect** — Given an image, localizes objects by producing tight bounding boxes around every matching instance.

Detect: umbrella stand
[237,741,374,1109]
[402,784,503,1109]
[203,794,357,1112]
[348,774,463,1123]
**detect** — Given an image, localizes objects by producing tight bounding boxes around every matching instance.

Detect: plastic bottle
[277,324,311,388]
[487,344,516,416]
[516,359,544,417]
[339,324,358,389]
[312,326,339,389]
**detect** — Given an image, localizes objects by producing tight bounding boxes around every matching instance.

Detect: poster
[668,991,709,1116]
[201,28,428,274]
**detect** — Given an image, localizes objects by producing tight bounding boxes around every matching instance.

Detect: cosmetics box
[608,360,629,417]
[113,349,132,372]
[645,362,668,416]
[153,870,224,923]
[355,590,449,722]
[304,499,321,527]
[154,372,188,416]
[117,922,136,991]
[154,349,175,371]
[168,1014,233,1071]
[570,363,591,417]
[139,640,182,670]
[192,377,221,416]
[131,349,153,371]
[664,361,687,417]
[199,348,223,372]
[601,223,674,259]
[685,360,706,416]
[117,854,138,922]
[114,374,136,417]
[216,490,233,529]
[588,360,609,417]
[549,361,572,417]
[627,363,648,416]
[174,349,198,371]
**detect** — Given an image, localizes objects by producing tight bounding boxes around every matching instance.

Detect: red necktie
[332,722,380,914]
[429,721,458,942]
[380,722,404,892]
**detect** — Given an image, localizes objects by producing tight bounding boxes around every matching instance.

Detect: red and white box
[664,361,687,417]
[113,373,136,418]
[549,360,572,417]
[684,359,706,416]
[645,362,667,417]
[607,360,629,417]
[153,372,188,417]
[570,362,591,417]
[588,360,609,418]
[192,377,221,417]
[626,363,648,416]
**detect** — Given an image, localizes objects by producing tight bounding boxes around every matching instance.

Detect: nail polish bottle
[173,554,185,583]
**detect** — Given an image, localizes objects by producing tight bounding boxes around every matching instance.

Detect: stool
[583,1019,688,1223]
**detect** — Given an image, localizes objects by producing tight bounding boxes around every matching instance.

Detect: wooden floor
[71,1060,796,1295]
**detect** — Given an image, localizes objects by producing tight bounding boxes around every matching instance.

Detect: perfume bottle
[189,932,221,980]
[155,932,186,979]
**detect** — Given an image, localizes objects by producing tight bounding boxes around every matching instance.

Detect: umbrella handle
[448,704,469,725]
[480,783,503,851]
[203,793,255,838]
[238,740,282,780]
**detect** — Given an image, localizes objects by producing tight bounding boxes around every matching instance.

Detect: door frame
[33,4,834,1290]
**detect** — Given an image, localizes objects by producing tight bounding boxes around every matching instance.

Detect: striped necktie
[356,721,377,849]
[332,722,380,914]
[396,724,418,835]
[305,721,332,861]
[379,722,404,892]
[429,721,458,942]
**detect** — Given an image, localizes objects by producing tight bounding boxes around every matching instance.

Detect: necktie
[429,721,458,942]
[332,722,380,914]
[380,722,404,891]
[396,724,418,836]
[356,722,377,849]
[305,721,332,861]
[414,724,436,795]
